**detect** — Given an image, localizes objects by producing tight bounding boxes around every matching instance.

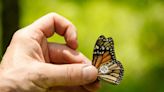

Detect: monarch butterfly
[92,35,124,85]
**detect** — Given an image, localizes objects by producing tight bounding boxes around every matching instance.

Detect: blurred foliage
[0,0,2,58]
[1,0,19,55]
[1,0,164,92]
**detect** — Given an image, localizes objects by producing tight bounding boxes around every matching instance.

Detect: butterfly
[92,35,124,85]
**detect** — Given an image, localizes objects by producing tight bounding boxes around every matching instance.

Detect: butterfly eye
[92,35,124,85]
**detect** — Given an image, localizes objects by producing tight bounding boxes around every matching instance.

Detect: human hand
[0,13,99,92]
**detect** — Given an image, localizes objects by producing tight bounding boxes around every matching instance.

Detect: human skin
[0,13,99,92]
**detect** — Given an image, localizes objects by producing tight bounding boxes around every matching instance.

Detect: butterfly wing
[98,60,124,85]
[92,35,115,68]
[92,35,124,85]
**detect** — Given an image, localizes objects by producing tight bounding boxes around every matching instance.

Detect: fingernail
[82,60,92,65]
[81,56,92,64]
[83,65,97,82]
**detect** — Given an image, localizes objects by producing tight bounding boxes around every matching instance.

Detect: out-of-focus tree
[1,0,20,55]
[0,0,2,58]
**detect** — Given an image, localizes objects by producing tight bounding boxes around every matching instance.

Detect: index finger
[29,13,78,49]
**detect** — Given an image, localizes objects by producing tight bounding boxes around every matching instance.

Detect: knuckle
[66,65,82,84]
[12,29,28,40]
[66,66,74,82]
[13,30,24,39]
[47,12,58,17]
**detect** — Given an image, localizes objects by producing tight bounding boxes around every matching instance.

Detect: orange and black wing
[92,35,124,85]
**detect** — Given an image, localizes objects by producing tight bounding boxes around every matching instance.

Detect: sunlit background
[0,0,164,92]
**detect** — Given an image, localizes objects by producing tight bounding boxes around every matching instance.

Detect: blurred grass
[17,0,164,92]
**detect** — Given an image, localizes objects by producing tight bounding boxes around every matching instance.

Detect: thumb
[28,62,98,88]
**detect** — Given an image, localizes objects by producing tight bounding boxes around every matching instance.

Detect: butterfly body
[92,35,124,85]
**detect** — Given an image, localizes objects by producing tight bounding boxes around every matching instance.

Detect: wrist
[0,79,16,92]
[0,69,17,92]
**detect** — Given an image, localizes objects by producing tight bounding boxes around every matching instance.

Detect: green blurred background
[0,0,164,92]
